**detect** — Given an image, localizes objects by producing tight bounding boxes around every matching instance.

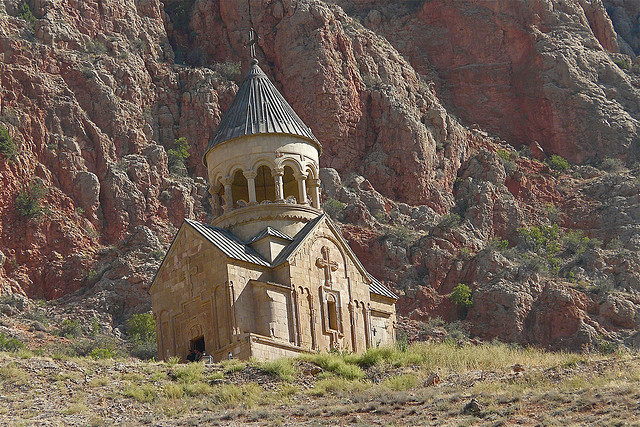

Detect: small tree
[127,313,157,360]
[167,137,190,176]
[450,283,472,320]
[450,283,473,309]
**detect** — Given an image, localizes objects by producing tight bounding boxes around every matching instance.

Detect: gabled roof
[204,59,320,161]
[368,273,398,300]
[184,219,270,267]
[271,214,325,266]
[181,216,397,300]
[246,226,293,245]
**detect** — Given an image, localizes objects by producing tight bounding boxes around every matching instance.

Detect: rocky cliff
[1,0,639,350]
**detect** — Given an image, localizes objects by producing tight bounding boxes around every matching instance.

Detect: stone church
[150,58,397,362]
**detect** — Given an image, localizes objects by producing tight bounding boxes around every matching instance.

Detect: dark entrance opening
[191,336,205,353]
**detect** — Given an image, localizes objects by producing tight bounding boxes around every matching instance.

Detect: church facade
[150,59,397,362]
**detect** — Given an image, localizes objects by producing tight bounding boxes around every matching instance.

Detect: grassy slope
[1,342,639,426]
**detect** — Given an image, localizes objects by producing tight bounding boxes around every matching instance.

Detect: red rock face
[1,0,639,348]
[336,0,639,163]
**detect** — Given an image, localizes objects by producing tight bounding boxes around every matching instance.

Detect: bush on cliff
[17,2,36,25]
[167,137,190,176]
[450,284,473,309]
[546,154,570,172]
[15,181,47,219]
[0,125,17,160]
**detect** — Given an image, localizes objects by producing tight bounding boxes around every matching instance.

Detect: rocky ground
[1,342,639,426]
[1,0,640,353]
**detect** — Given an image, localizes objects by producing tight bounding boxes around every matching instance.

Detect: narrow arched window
[327,296,338,331]
[231,170,249,207]
[255,165,275,202]
[282,166,297,201]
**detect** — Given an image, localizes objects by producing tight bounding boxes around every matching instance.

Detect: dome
[203,59,321,166]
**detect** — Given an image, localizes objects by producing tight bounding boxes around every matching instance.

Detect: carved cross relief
[316,246,338,287]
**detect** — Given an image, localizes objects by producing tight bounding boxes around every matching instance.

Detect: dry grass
[0,344,638,425]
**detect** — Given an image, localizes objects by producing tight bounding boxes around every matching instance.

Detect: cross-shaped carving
[316,246,338,287]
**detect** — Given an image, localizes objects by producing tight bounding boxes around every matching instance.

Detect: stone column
[348,302,357,352]
[364,303,372,349]
[308,293,318,351]
[295,172,308,204]
[272,168,284,202]
[221,176,233,212]
[243,170,257,204]
[308,179,321,209]
[208,184,222,216]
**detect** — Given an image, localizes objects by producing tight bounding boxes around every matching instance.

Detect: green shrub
[90,347,116,360]
[174,362,204,384]
[163,382,184,399]
[167,137,190,176]
[123,384,157,403]
[150,249,165,261]
[323,197,345,217]
[17,2,36,24]
[309,377,368,397]
[388,225,415,244]
[260,358,297,382]
[59,319,82,338]
[127,313,156,343]
[518,224,560,253]
[0,333,25,352]
[450,284,473,309]
[127,313,157,360]
[0,125,17,160]
[130,341,157,360]
[298,352,365,380]
[438,213,461,229]
[382,374,419,391]
[496,149,510,161]
[15,181,47,219]
[546,154,569,172]
[496,149,517,174]
[487,238,509,251]
[612,56,630,70]
[600,157,624,172]
[183,382,212,396]
[221,359,246,374]
[562,230,593,256]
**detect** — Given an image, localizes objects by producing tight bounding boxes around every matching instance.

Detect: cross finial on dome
[249,28,259,62]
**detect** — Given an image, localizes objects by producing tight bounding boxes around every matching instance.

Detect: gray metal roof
[246,226,293,244]
[185,219,270,267]
[206,59,319,153]
[185,217,396,300]
[368,273,398,300]
[271,214,325,266]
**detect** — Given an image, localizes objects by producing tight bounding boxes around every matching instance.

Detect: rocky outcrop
[605,0,640,56]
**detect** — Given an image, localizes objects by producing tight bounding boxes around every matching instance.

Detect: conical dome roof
[204,59,320,161]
